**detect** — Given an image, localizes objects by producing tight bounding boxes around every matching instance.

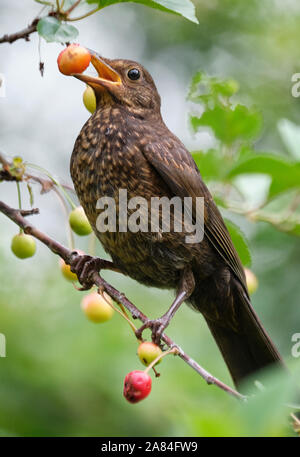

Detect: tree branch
[0,198,245,401]
[0,18,39,44]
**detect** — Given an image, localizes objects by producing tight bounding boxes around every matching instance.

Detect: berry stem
[100,289,138,335]
[66,6,102,22]
[64,0,82,16]
[144,346,179,374]
[52,187,75,251]
[34,0,53,6]
[16,181,23,234]
[26,163,77,210]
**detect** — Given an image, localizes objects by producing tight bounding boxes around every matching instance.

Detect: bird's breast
[70,107,201,288]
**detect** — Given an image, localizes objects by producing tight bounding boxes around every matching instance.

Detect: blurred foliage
[189,71,300,248]
[0,0,300,438]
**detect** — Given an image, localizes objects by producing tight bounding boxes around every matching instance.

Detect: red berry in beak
[57,44,91,76]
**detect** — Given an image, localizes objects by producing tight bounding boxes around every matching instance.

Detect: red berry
[57,44,91,76]
[123,370,152,404]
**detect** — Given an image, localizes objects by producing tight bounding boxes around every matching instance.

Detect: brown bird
[70,51,283,388]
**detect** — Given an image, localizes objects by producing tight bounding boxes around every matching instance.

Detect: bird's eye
[127,68,140,81]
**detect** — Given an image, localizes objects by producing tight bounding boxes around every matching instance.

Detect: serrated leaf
[188,72,239,104]
[224,219,251,266]
[37,17,79,43]
[86,0,198,23]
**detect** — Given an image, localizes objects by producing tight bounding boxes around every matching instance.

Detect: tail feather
[203,289,283,387]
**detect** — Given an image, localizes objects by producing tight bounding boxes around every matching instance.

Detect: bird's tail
[201,289,283,387]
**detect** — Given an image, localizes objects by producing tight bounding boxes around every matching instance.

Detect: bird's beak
[73,50,121,90]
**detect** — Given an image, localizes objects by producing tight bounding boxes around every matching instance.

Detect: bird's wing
[142,138,247,291]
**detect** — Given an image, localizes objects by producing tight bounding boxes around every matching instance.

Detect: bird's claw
[135,318,167,345]
[69,252,104,290]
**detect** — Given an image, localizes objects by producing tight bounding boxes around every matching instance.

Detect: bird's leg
[69,251,122,290]
[135,266,195,345]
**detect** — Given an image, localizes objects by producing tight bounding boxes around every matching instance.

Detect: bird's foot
[69,252,105,290]
[135,318,168,346]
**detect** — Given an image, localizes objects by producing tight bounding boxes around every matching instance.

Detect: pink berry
[123,370,152,404]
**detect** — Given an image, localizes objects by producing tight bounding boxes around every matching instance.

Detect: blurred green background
[0,0,300,437]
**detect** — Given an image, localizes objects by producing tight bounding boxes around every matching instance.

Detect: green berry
[137,341,162,367]
[59,258,78,282]
[83,86,96,114]
[69,206,92,236]
[11,233,36,259]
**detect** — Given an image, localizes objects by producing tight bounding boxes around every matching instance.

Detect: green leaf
[188,71,239,104]
[192,149,231,181]
[86,0,198,23]
[287,223,300,237]
[37,17,79,43]
[228,154,300,199]
[224,219,251,266]
[235,363,300,437]
[190,104,262,145]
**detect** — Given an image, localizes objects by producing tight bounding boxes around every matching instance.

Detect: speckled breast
[70,107,194,287]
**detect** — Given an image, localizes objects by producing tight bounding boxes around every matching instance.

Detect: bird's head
[73,50,161,118]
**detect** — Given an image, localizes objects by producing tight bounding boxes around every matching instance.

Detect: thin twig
[67,6,102,22]
[64,0,82,16]
[0,152,75,195]
[0,18,39,44]
[0,199,245,401]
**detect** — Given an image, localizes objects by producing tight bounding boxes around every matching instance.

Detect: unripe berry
[59,258,78,282]
[57,44,91,76]
[137,342,162,367]
[59,249,84,282]
[11,233,36,259]
[123,370,152,404]
[69,206,92,236]
[83,86,96,114]
[81,291,114,323]
[245,268,259,294]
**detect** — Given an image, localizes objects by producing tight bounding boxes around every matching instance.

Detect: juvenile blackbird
[70,51,283,387]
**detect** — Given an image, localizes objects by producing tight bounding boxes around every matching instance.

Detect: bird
[70,50,283,388]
